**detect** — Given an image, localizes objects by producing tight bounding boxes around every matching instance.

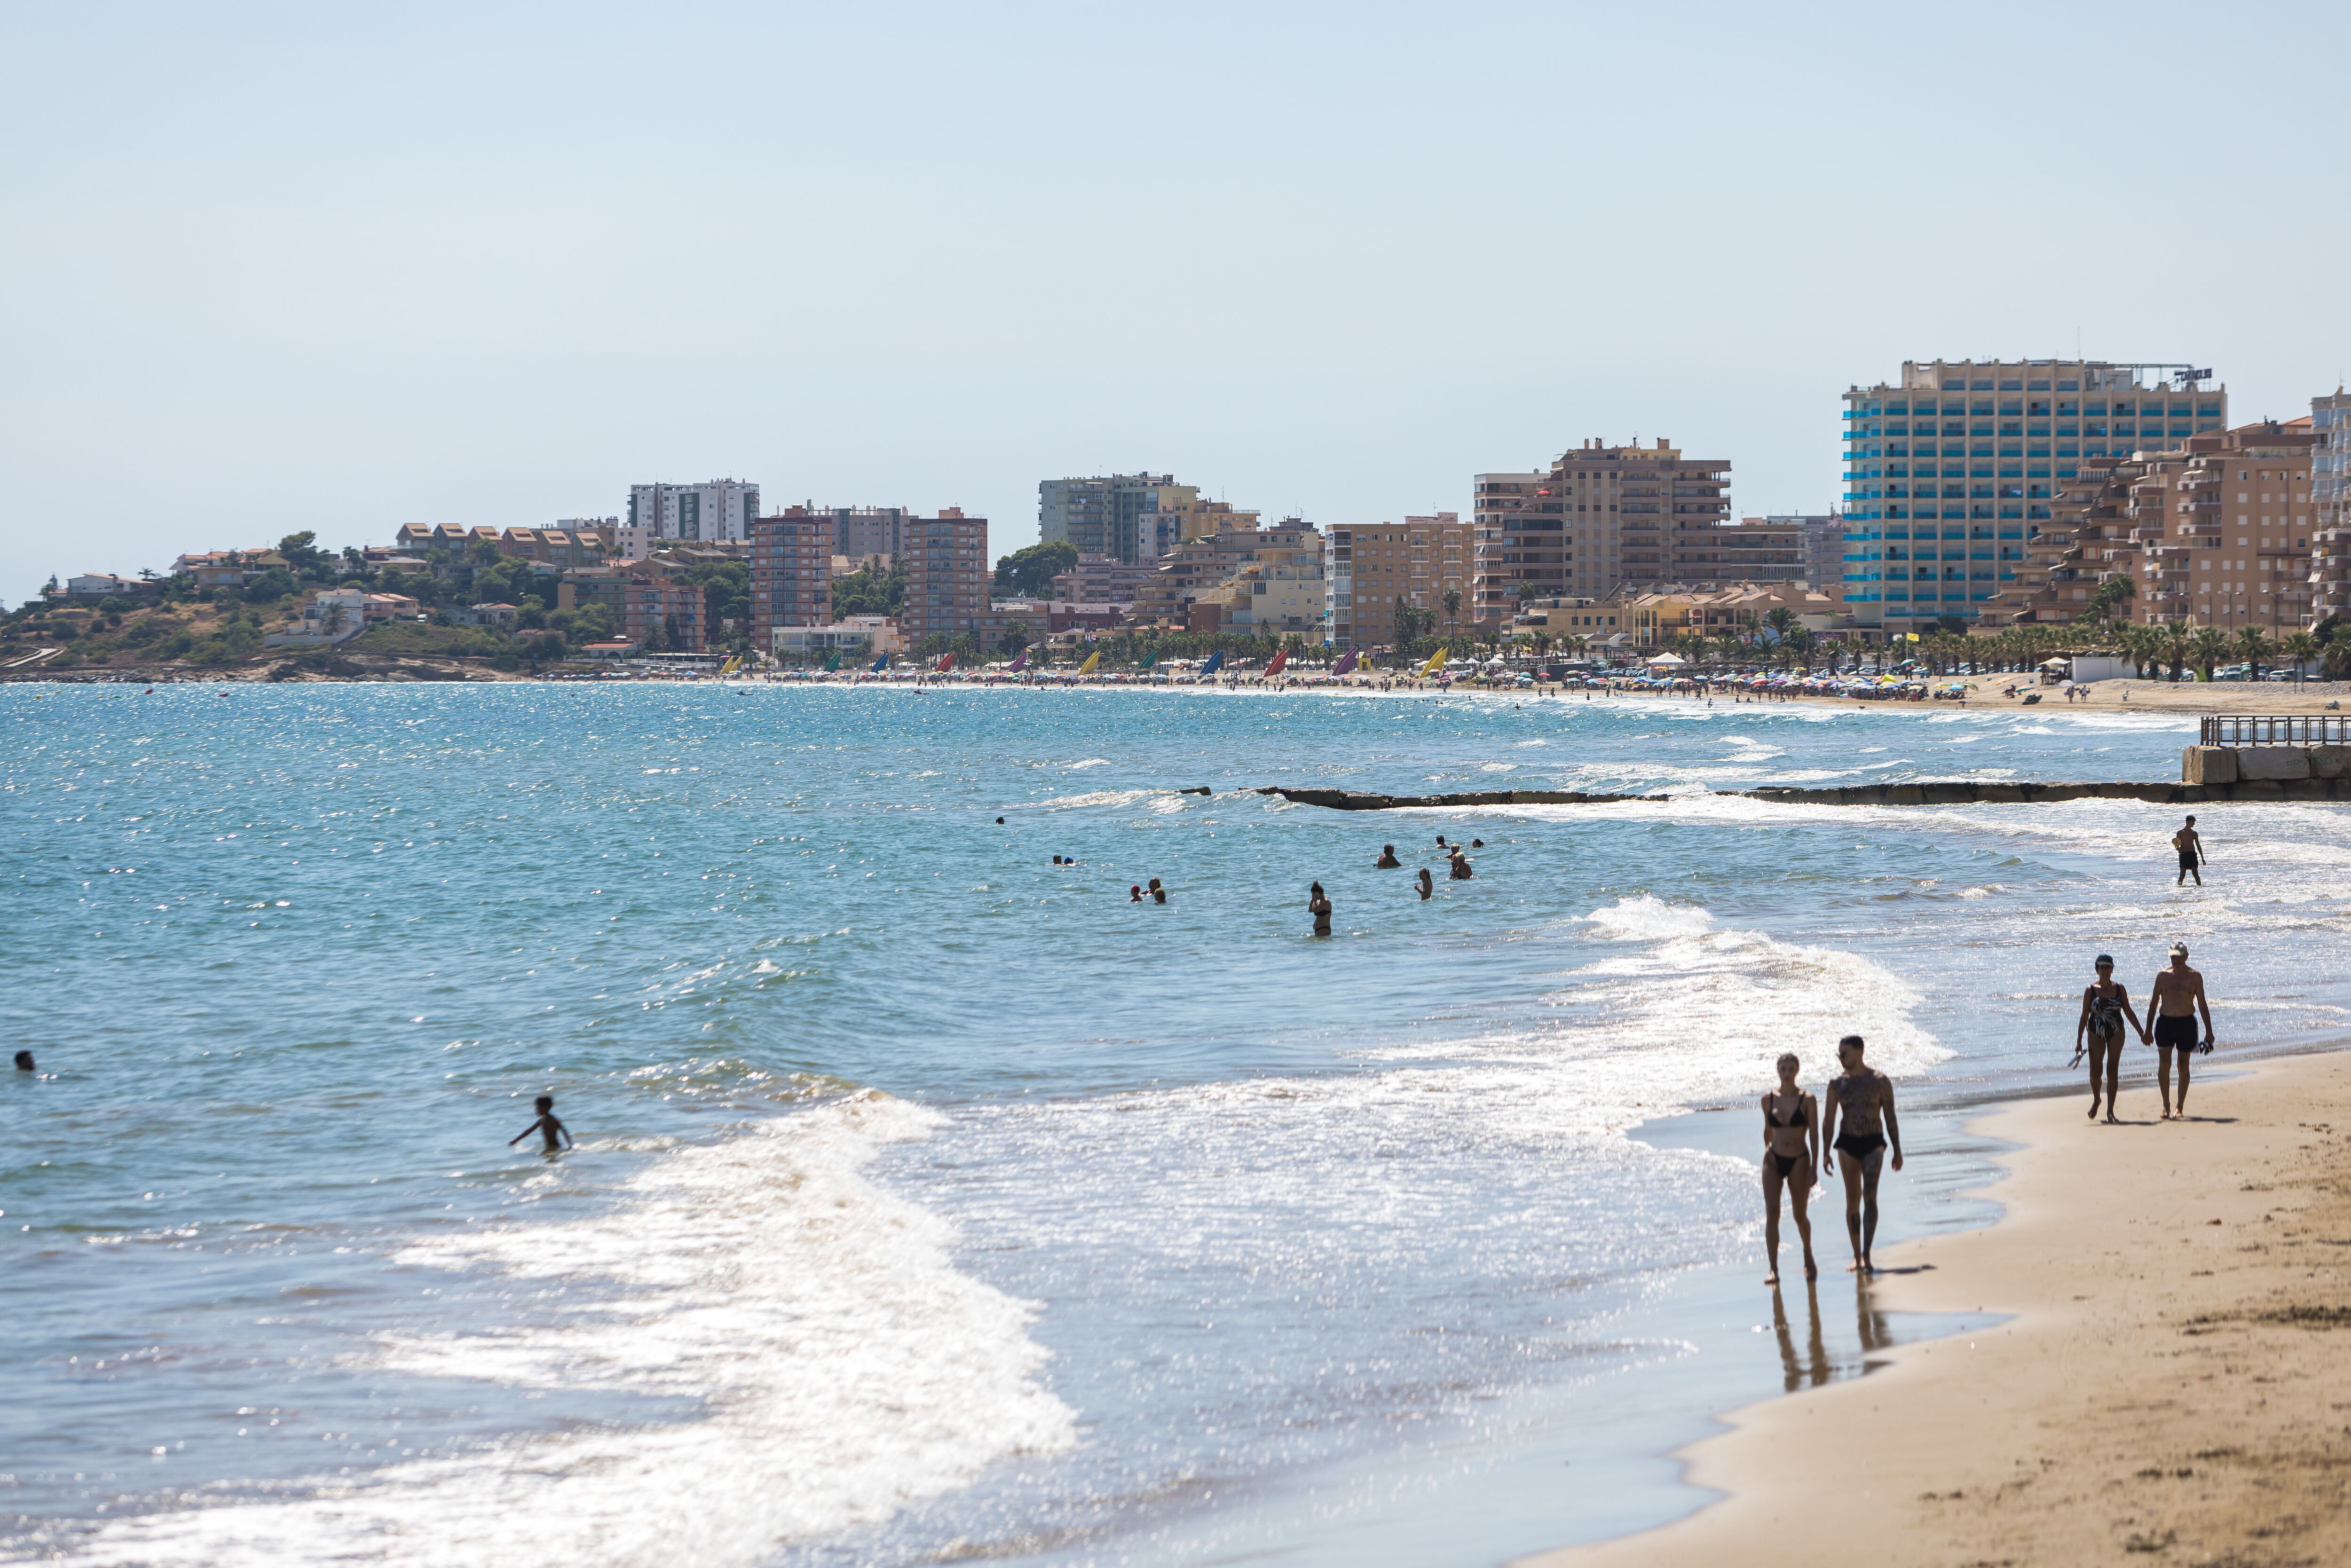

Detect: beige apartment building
[2126,420,2315,633]
[900,508,990,647]
[1472,439,1730,634]
[1128,516,1322,629]
[1402,513,1471,634]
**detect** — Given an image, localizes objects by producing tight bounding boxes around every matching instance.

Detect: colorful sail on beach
[937,653,955,673]
[1420,646,1447,677]
[822,653,841,673]
[1078,650,1100,675]
[1199,650,1224,676]
[1333,649,1359,676]
[869,655,889,673]
[1264,648,1289,676]
[1009,648,1028,672]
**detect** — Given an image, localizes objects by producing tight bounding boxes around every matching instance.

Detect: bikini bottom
[1767,1149,1806,1181]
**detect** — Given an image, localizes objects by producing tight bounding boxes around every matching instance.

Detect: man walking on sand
[2172,815,2205,886]
[2148,943,2215,1119]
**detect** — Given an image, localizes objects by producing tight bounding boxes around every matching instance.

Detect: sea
[5,682,2349,1567]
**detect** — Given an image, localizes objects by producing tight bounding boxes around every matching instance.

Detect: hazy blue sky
[5,2,2347,601]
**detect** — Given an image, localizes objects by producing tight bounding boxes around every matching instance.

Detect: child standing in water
[509,1095,573,1153]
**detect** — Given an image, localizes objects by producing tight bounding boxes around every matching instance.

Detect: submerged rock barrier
[1254,779,2351,811]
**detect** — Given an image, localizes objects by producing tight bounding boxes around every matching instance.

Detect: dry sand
[1522,1050,2351,1568]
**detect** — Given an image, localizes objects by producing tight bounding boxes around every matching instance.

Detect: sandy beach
[1523,1049,2351,1568]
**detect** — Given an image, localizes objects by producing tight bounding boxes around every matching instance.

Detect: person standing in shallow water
[2073,953,2145,1123]
[1821,1034,1901,1274]
[1374,843,1402,868]
[1308,882,1333,935]
[1416,867,1433,900]
[1760,1053,1821,1285]
[509,1095,572,1154]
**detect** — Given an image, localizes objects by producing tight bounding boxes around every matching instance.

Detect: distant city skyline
[5,3,2347,604]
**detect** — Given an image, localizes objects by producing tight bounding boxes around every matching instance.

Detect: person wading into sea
[1416,867,1433,900]
[509,1094,573,1155]
[1308,882,1333,936]
[1759,1053,1822,1285]
[1448,849,1474,880]
[2172,815,2206,886]
[2073,953,2147,1124]
[2148,943,2215,1119]
[1821,1035,1902,1275]
[1374,843,1403,868]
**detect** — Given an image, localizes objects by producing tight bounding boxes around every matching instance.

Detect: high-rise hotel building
[628,479,762,544]
[2313,391,2351,623]
[901,508,990,648]
[749,510,833,654]
[1841,360,2224,633]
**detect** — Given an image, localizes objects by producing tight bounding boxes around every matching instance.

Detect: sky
[4,1,2348,603]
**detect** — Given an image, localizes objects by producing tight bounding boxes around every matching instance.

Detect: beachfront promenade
[1526,1052,2351,1568]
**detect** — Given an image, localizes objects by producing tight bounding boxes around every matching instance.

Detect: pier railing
[2199,714,2350,746]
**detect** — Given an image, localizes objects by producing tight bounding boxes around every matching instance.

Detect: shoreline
[1519,1048,2351,1568]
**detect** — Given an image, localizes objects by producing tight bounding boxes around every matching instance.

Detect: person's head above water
[13,1050,32,1072]
[534,1094,553,1112]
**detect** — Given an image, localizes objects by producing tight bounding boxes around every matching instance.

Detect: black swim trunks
[1834,1132,1887,1163]
[2178,851,2199,869]
[2154,1015,2200,1052]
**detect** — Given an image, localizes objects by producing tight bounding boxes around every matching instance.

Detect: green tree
[832,556,907,618]
[2282,630,2320,688]
[2081,573,2136,621]
[241,566,300,603]
[2237,623,2272,682]
[1441,587,1462,636]
[2188,625,2230,682]
[2162,620,2191,682]
[992,541,1078,598]
[672,558,750,629]
[276,531,327,576]
[999,619,1034,656]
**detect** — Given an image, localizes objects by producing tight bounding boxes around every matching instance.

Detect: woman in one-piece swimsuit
[1759,1052,1821,1285]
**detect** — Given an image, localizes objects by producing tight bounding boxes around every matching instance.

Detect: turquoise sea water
[5,684,2349,1565]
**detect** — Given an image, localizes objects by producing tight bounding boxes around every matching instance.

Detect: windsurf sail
[1009,648,1028,673]
[869,655,889,673]
[1420,646,1447,677]
[936,653,955,674]
[1333,649,1359,676]
[1078,650,1100,675]
[1264,648,1289,676]
[822,653,841,673]
[1199,650,1224,676]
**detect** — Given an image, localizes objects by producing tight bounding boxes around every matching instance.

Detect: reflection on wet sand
[1769,1280,1896,1393]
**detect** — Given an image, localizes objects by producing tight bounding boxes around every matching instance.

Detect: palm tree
[2283,630,2321,688]
[2162,621,2192,683]
[2188,625,2231,683]
[1440,588,1461,638]
[2237,624,2272,683]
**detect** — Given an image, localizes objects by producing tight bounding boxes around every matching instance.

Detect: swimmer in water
[1149,877,1168,905]
[1448,849,1473,880]
[1375,843,1402,868]
[1130,885,1143,902]
[1416,868,1433,900]
[509,1095,572,1154]
[14,1050,33,1072]
[1308,881,1333,935]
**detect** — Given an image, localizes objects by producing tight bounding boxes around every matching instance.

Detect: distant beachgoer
[1052,854,1064,865]
[2172,816,2204,886]
[1761,1053,1822,1285]
[1448,850,1473,880]
[996,816,1005,825]
[1821,1034,1901,1274]
[1375,843,1402,868]
[13,1050,32,1072]
[2149,944,2214,1119]
[1149,877,1167,905]
[1309,882,1333,936]
[2073,953,2146,1124]
[1469,838,1484,848]
[1416,867,1433,900]
[509,1095,572,1154]
[1435,834,1448,849]
[1130,885,1143,902]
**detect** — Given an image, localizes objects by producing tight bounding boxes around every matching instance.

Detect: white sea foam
[1064,758,1113,769]
[60,1093,1074,1567]
[1032,788,1165,812]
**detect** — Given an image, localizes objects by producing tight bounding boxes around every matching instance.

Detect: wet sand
[1521,1049,2351,1568]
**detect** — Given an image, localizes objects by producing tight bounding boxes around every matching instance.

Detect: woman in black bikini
[1821,1033,1902,1275]
[2073,953,2146,1124]
[1760,1052,1821,1285]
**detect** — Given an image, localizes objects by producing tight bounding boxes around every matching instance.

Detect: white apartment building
[628,480,762,544]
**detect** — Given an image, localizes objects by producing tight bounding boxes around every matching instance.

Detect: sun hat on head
[2095,953,2114,966]
[2169,942,2189,956]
